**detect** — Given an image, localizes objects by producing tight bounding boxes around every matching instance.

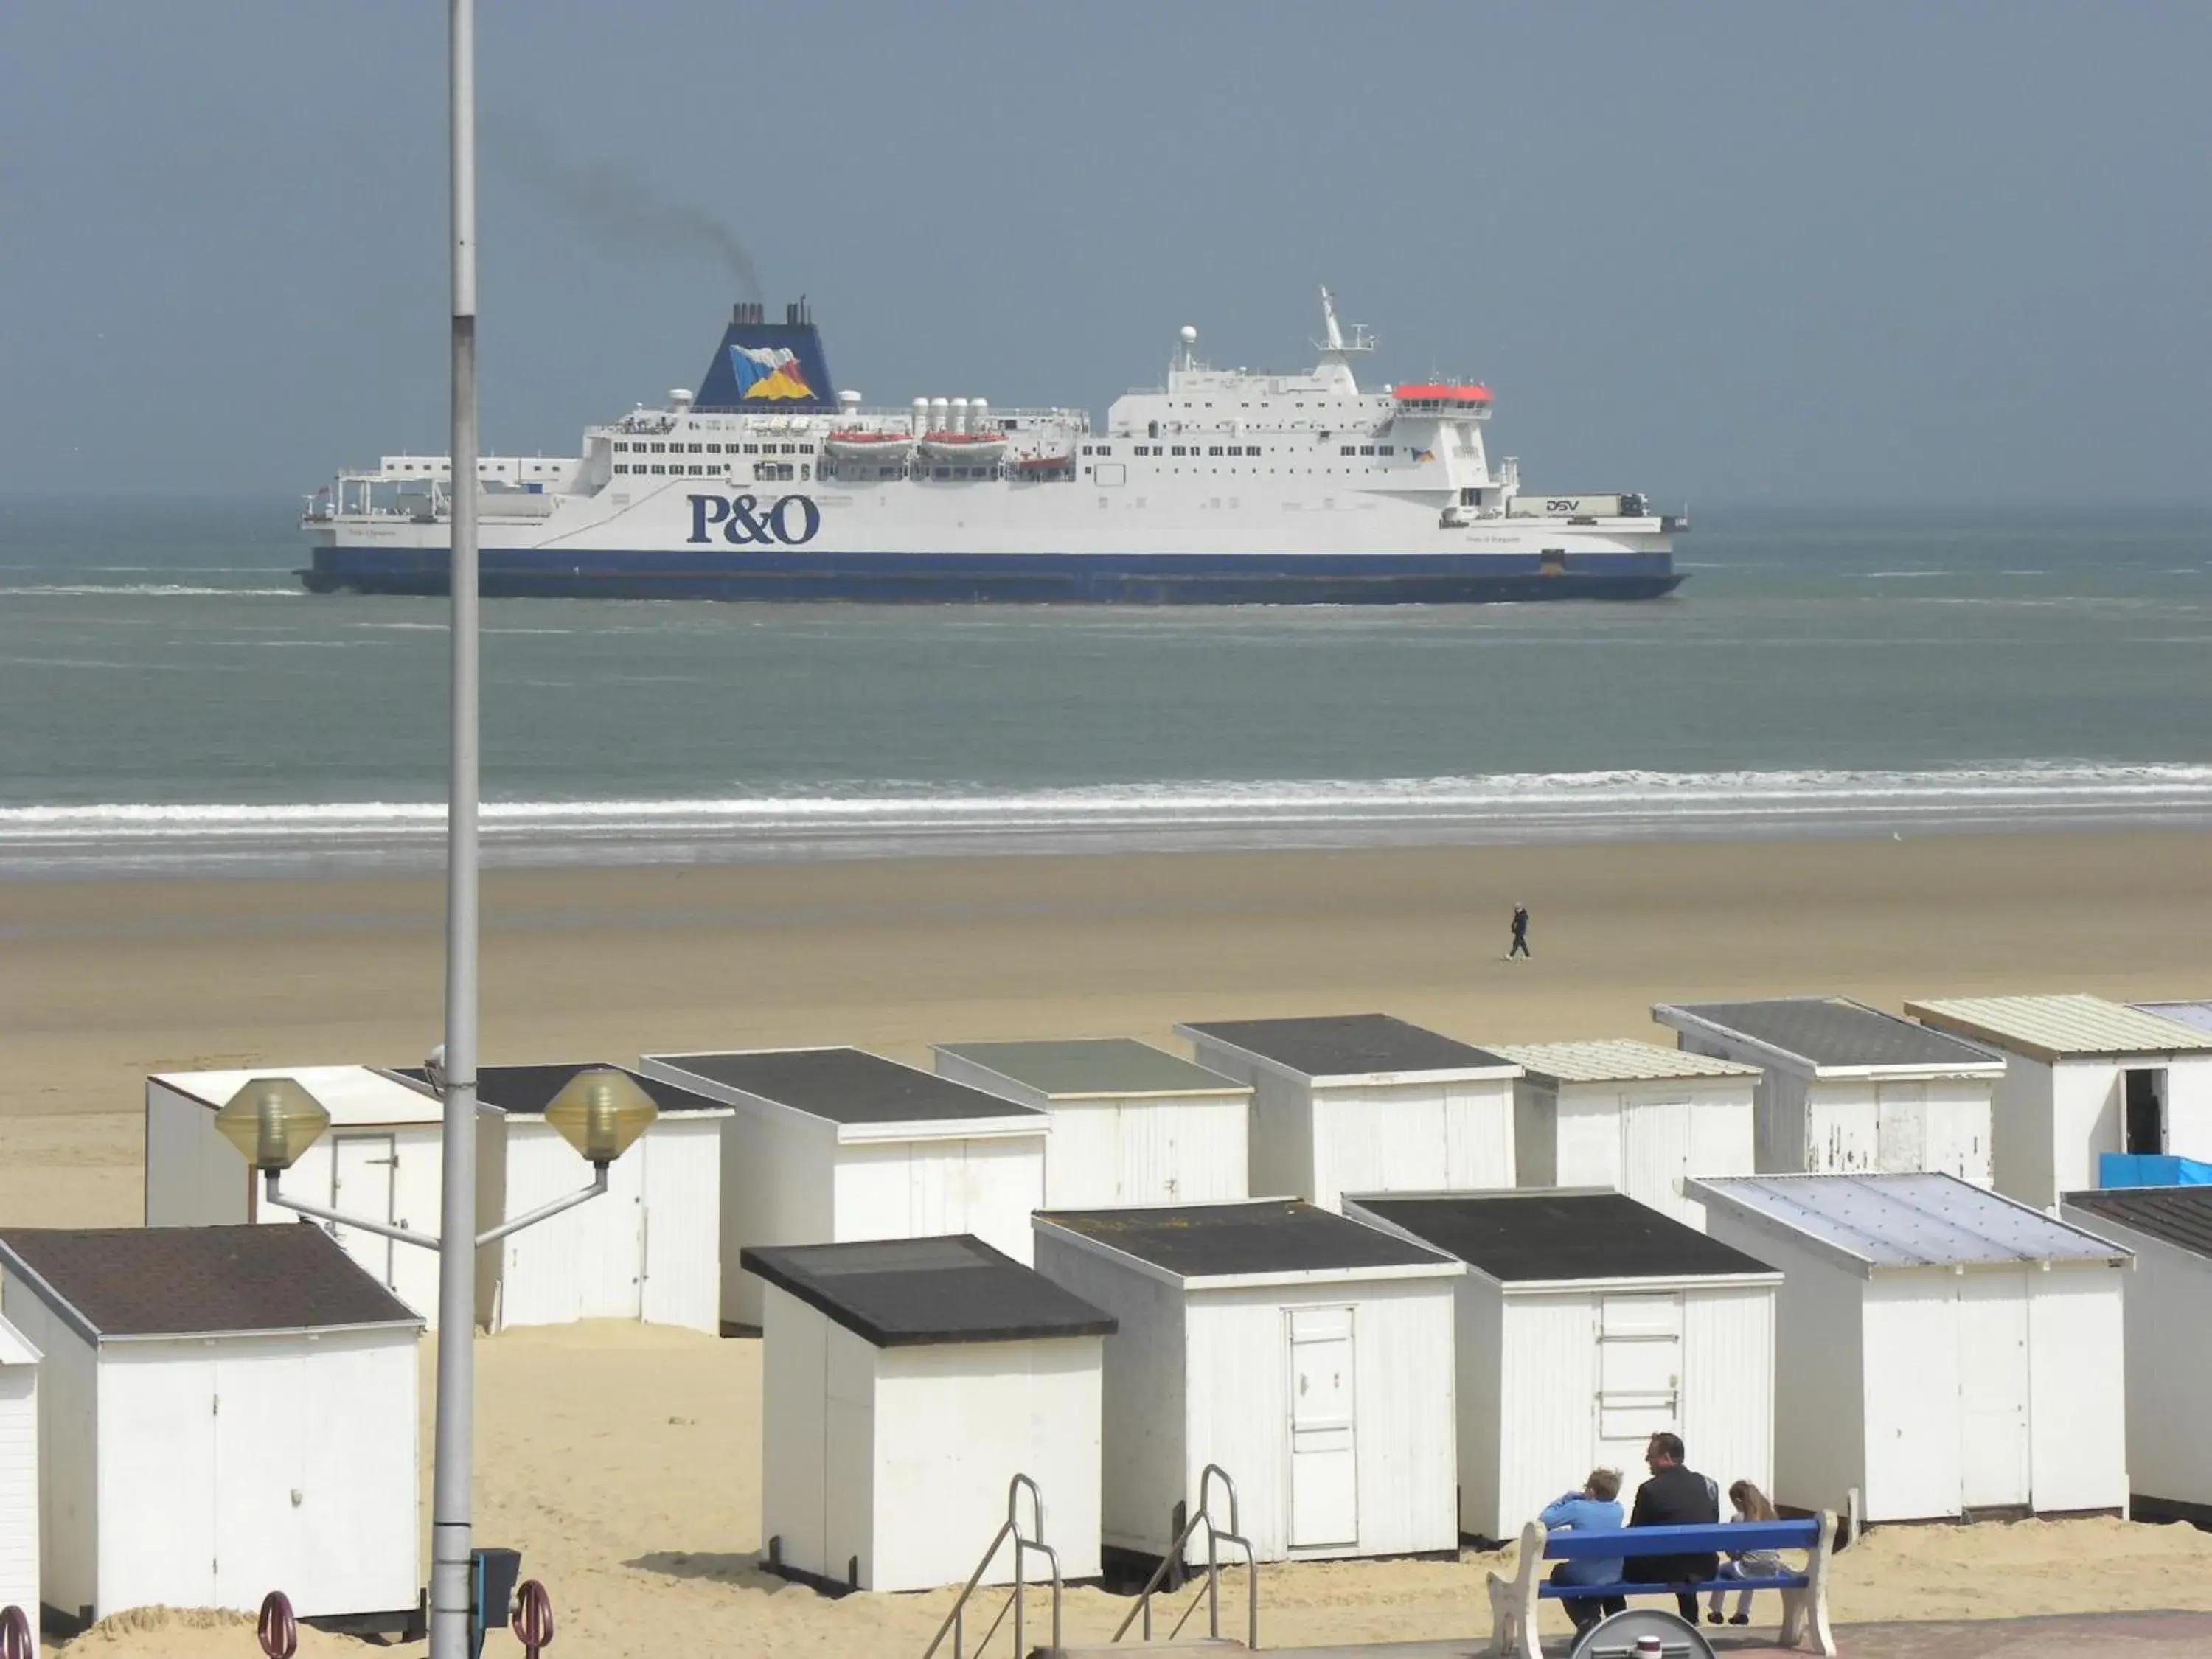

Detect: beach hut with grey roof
[745,1234,1114,1593]
[2060,1186,2212,1526]
[933,1038,1251,1209]
[640,1047,1048,1330]
[1907,995,2212,1208]
[1490,1039,1760,1228]
[0,1225,421,1632]
[1654,998,2003,1185]
[1032,1198,1462,1566]
[1688,1173,2129,1524]
[0,1315,36,1646]
[1177,1015,1520,1211]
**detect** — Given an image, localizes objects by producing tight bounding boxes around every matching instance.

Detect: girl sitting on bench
[1707,1481,1784,1626]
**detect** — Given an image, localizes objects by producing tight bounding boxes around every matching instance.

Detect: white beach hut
[639,1048,1048,1332]
[0,1316,37,1646]
[389,1063,731,1333]
[143,1065,483,1325]
[0,1225,421,1631]
[2059,1187,2212,1526]
[1490,1040,1761,1228]
[1689,1173,2129,1524]
[1176,1015,1520,1211]
[746,1235,1114,1593]
[1654,998,2004,1184]
[1346,1190,1780,1543]
[1905,997,2212,1208]
[933,1038,1251,1208]
[1032,1199,1462,1565]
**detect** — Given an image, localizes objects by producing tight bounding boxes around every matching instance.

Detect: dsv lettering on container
[686,493,823,546]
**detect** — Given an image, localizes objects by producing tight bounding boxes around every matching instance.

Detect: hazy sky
[4,3,2208,504]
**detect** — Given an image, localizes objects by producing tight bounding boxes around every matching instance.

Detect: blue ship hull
[299,547,1686,604]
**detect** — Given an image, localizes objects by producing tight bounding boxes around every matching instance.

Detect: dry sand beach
[8,827,2212,1655]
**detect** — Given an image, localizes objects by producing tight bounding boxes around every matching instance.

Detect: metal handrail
[1111,1463,1259,1649]
[922,1474,1064,1659]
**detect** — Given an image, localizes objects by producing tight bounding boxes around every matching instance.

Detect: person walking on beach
[1705,1481,1784,1627]
[1624,1432,1720,1624]
[1508,903,1531,959]
[1538,1468,1625,1635]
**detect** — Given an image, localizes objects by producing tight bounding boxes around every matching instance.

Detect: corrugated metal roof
[155,1065,448,1127]
[1177,1014,1514,1078]
[2135,1001,2212,1036]
[1655,998,2003,1074]
[1489,1039,1761,1085]
[2064,1188,2212,1262]
[1691,1173,2126,1269]
[0,1313,38,1367]
[933,1038,1247,1099]
[1907,995,2212,1062]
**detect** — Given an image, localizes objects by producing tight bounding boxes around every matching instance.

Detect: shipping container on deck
[639,1048,1048,1332]
[1490,1040,1760,1228]
[1690,1173,2129,1524]
[1176,1015,1519,1211]
[2059,1186,2212,1526]
[0,1226,420,1632]
[387,1063,732,1333]
[1906,997,2212,1209]
[1346,1190,1779,1543]
[0,1316,37,1647]
[933,1039,1251,1208]
[1654,999,2003,1184]
[1032,1199,1461,1566]
[745,1235,1113,1593]
[143,1065,493,1327]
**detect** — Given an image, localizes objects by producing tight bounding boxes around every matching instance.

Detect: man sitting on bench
[1621,1432,1720,1623]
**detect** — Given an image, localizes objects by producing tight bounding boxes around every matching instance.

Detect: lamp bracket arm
[262,1171,443,1251]
[473,1164,609,1248]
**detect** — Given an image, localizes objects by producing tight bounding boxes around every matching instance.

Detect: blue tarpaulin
[2099,1152,2212,1187]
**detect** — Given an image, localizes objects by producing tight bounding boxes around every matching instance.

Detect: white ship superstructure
[302,291,1683,603]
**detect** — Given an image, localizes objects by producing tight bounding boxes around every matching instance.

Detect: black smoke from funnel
[485,116,762,302]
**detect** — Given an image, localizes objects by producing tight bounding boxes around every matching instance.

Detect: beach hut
[639,1048,1048,1332]
[1175,1015,1520,1211]
[0,1316,36,1646]
[0,1225,420,1630]
[388,1063,731,1333]
[1905,997,2212,1209]
[1688,1173,2129,1523]
[1032,1199,1461,1565]
[1653,998,2004,1184]
[2059,1186,2212,1526]
[143,1065,483,1326]
[1345,1190,1780,1543]
[1490,1040,1761,1228]
[932,1039,1251,1208]
[745,1235,1114,1593]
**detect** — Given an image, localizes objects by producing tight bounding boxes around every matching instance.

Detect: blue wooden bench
[1487,1513,1836,1659]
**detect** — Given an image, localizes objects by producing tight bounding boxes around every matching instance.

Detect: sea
[3,497,2209,879]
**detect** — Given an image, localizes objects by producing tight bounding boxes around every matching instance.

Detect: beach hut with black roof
[1032,1198,1462,1565]
[1654,998,2004,1184]
[1175,1015,1520,1211]
[0,1315,36,1646]
[1690,1172,2129,1524]
[1907,995,2212,1206]
[1490,1040,1761,1228]
[1343,1189,1780,1543]
[640,1047,1048,1331]
[742,1235,1114,1593]
[2060,1186,2212,1526]
[933,1038,1251,1208]
[388,1062,732,1333]
[0,1225,420,1633]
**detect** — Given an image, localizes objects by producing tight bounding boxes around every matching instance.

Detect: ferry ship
[299,291,1685,603]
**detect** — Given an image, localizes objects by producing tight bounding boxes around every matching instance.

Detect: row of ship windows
[614,462,809,479]
[1078,444,1399,459]
[612,440,815,456]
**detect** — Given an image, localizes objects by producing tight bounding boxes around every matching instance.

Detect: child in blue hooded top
[1539,1468,1625,1634]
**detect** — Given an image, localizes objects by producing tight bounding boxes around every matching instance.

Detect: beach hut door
[1287,1307,1358,1548]
[1620,1098,1695,1217]
[328,1133,397,1288]
[1596,1294,1682,1466]
[1955,1273,2031,1509]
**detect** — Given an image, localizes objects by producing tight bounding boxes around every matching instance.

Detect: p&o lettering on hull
[687,493,823,546]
